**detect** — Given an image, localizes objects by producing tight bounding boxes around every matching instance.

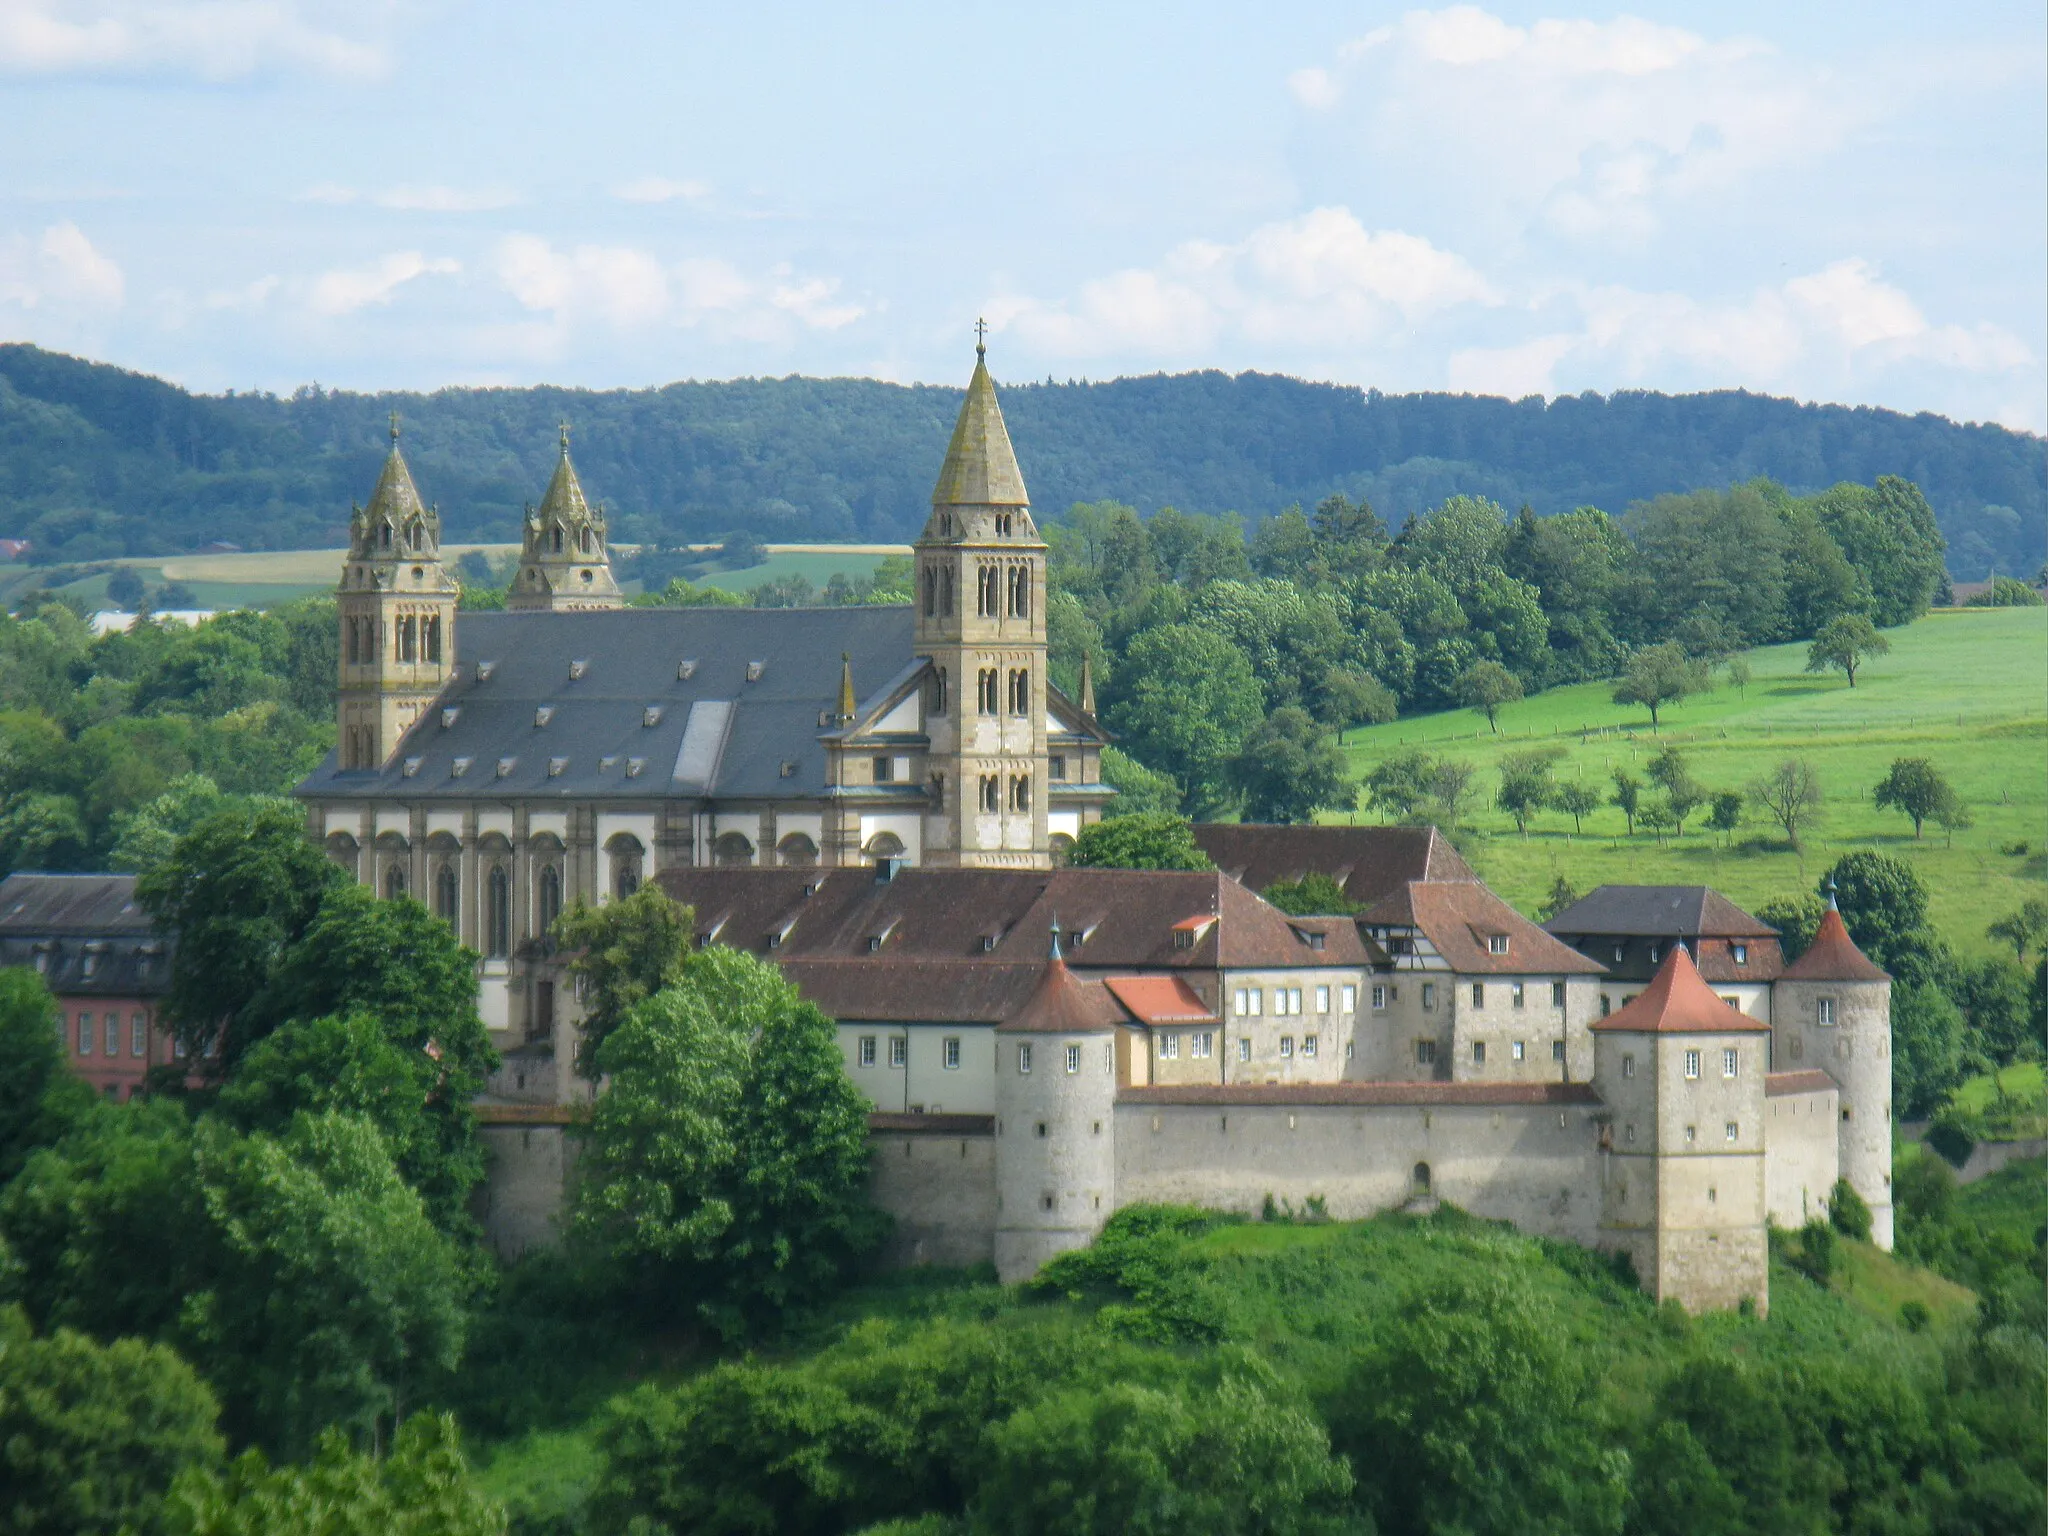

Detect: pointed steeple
[1078,653,1097,717]
[506,420,624,612]
[350,412,435,559]
[929,336,1030,512]
[837,652,857,723]
[536,421,594,528]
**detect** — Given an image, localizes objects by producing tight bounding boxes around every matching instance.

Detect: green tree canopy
[0,969,91,1186]
[1065,813,1214,872]
[1096,747,1183,820]
[1260,873,1358,916]
[1457,659,1523,733]
[1805,613,1889,687]
[1612,643,1707,728]
[1871,758,1959,840]
[553,883,694,1079]
[1102,625,1264,819]
[1229,707,1356,825]
[1495,749,1562,836]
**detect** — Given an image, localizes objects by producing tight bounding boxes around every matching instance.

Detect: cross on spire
[974,317,988,356]
[558,419,572,455]
[388,410,400,445]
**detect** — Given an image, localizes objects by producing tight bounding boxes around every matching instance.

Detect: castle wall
[1774,977,1893,1248]
[867,1119,998,1269]
[475,1120,579,1261]
[1113,1097,1605,1244]
[1764,1077,1840,1229]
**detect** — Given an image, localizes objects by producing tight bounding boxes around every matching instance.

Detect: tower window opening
[980,775,1000,813]
[551,527,563,553]
[976,563,998,617]
[977,669,999,715]
[486,866,511,958]
[379,522,392,549]
[434,864,459,924]
[1009,775,1030,812]
[1008,667,1030,715]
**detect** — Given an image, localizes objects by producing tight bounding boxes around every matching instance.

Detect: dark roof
[1560,932,1783,985]
[1121,1082,1600,1107]
[0,873,170,998]
[779,959,1045,1023]
[1361,881,1605,975]
[1779,908,1889,983]
[869,1112,995,1135]
[659,866,1372,973]
[1589,945,1769,1034]
[1766,1071,1838,1098]
[296,605,921,803]
[1544,885,1777,940]
[1191,824,1474,907]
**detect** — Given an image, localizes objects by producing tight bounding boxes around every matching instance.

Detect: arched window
[863,831,905,859]
[537,864,562,938]
[1411,1162,1432,1195]
[1007,565,1030,619]
[1008,668,1030,715]
[379,522,392,549]
[776,832,819,867]
[941,565,955,616]
[424,614,441,664]
[922,564,937,617]
[976,563,998,617]
[486,866,510,958]
[345,617,358,666]
[609,836,644,899]
[550,526,564,554]
[980,775,1000,813]
[1050,832,1074,866]
[1009,775,1030,812]
[580,529,593,554]
[384,864,408,900]
[977,669,998,715]
[712,831,755,868]
[926,666,949,716]
[435,864,459,924]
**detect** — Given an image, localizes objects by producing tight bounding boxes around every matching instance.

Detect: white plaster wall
[860,813,922,861]
[476,809,514,838]
[375,809,412,836]
[478,973,512,1034]
[597,812,659,852]
[874,694,921,733]
[838,1023,997,1115]
[1765,1087,1840,1229]
[1048,810,1080,840]
[1224,968,1360,1083]
[528,811,568,841]
[994,1033,1118,1281]
[426,810,463,837]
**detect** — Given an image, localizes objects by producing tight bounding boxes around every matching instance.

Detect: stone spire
[838,652,857,722]
[349,413,438,561]
[1078,653,1097,717]
[925,334,1031,530]
[506,422,624,612]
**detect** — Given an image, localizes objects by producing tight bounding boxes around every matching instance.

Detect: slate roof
[1191,824,1475,908]
[1544,886,1778,940]
[296,605,922,804]
[1360,881,1605,975]
[659,866,1373,973]
[0,873,170,997]
[1779,908,1889,983]
[1589,944,1769,1034]
[929,350,1031,509]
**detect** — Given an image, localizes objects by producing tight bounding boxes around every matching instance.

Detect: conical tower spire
[928,334,1031,515]
[350,412,435,558]
[838,652,857,723]
[1078,653,1097,717]
[506,420,624,612]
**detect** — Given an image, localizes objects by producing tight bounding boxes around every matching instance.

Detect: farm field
[1333,607,2048,958]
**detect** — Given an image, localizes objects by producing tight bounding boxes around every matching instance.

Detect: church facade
[295,348,1112,1037]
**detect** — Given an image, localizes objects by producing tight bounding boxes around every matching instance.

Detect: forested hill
[2,341,2041,577]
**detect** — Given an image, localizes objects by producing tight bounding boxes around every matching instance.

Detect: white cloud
[0,1,388,81]
[613,175,711,205]
[1292,6,1854,240]
[0,220,125,310]
[495,236,865,339]
[203,272,277,310]
[308,251,458,316]
[294,183,520,212]
[1000,206,1497,359]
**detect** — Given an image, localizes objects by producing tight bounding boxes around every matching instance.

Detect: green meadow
[1334,607,2048,957]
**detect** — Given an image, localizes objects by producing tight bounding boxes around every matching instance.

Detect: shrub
[1827,1179,1873,1241]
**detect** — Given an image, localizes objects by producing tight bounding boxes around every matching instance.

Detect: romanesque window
[976,563,998,617]
[1009,775,1030,812]
[486,866,511,958]
[941,565,955,616]
[537,864,563,936]
[435,865,459,924]
[977,669,999,715]
[385,864,407,900]
[979,775,1000,813]
[424,614,442,664]
[345,617,359,665]
[1006,564,1030,618]
[1007,667,1030,714]
[995,512,1014,536]
[922,564,938,617]
[1412,1162,1431,1194]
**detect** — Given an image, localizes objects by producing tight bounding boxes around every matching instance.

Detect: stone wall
[475,1117,579,1260]
[1764,1075,1839,1229]
[868,1115,998,1269]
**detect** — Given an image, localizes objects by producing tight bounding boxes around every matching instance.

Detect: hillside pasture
[1335,607,2048,956]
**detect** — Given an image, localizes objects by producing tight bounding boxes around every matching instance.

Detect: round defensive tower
[1775,888,1894,1249]
[993,921,1121,1282]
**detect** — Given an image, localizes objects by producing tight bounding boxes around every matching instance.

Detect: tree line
[4,340,2040,577]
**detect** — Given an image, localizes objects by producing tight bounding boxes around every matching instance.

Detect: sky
[1,1,2042,430]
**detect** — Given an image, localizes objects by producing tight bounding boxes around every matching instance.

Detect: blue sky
[2,1,2042,429]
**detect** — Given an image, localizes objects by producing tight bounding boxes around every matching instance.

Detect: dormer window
[476,661,497,681]
[441,707,460,728]
[746,661,766,682]
[451,756,473,777]
[568,659,589,681]
[625,758,645,778]
[1173,929,1194,951]
[548,757,568,777]
[534,706,554,727]
[642,706,663,727]
[402,757,423,777]
[1732,943,1748,965]
[496,757,516,777]
[678,659,698,680]
[1488,934,1510,955]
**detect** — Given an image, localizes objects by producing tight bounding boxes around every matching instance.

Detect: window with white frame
[1371,984,1388,1011]
[1248,988,1263,1016]
[1725,1121,1739,1142]
[1732,943,1748,964]
[1192,1032,1213,1059]
[1279,1035,1294,1058]
[1512,982,1525,1008]
[76,1013,91,1055]
[1316,985,1331,1014]
[1512,1040,1525,1061]
[1065,1044,1081,1074]
[1488,934,1509,954]
[858,1036,876,1067]
[1157,1033,1180,1060]
[130,1013,146,1057]
[1722,1047,1738,1078]
[1817,997,1836,1026]
[1341,984,1357,1014]
[1683,1049,1701,1079]
[1289,987,1303,1015]
[943,1037,961,1070]
[1237,1037,1251,1061]
[1302,1034,1318,1058]
[889,1036,907,1068]
[1234,987,1249,1016]
[1018,1043,1032,1073]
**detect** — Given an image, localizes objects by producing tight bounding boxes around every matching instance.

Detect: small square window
[1512,982,1525,1008]
[943,1037,961,1070]
[1237,1037,1251,1061]
[858,1036,876,1067]
[1732,943,1748,965]
[1372,984,1388,1011]
[889,1037,907,1068]
[1725,1121,1739,1142]
[1472,1040,1486,1064]
[1511,1040,1525,1061]
[1683,1049,1701,1079]
[1417,1039,1437,1065]
[1302,1034,1318,1058]
[1685,1124,1697,1144]
[872,755,894,783]
[1065,1044,1081,1074]
[1817,997,1836,1027]
[1279,1035,1294,1058]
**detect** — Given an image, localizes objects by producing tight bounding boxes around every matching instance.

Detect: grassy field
[1334,607,2048,957]
[693,548,894,592]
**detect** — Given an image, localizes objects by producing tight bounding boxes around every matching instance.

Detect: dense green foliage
[1063,813,1215,872]
[576,945,886,1338]
[552,884,693,1078]
[3,343,2039,577]
[0,968,90,1184]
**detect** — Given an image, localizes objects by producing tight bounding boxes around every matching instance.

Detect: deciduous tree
[1457,660,1523,734]
[1871,758,1957,840]
[1609,769,1642,836]
[1986,897,2048,962]
[1805,613,1888,687]
[554,883,693,1079]
[1228,706,1356,824]
[1065,813,1213,871]
[1748,759,1823,847]
[1554,781,1600,835]
[1495,750,1561,836]
[1613,643,1706,728]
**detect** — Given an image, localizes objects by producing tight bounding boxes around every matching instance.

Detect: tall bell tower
[916,332,1049,867]
[506,423,624,612]
[336,416,460,770]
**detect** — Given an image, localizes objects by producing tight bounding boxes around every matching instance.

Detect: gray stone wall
[476,1123,579,1261]
[1764,1085,1840,1229]
[1774,977,1893,1248]
[868,1129,998,1269]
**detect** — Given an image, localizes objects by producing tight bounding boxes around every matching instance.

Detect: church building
[295,344,1113,1035]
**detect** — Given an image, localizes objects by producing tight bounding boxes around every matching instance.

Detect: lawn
[1334,608,2048,957]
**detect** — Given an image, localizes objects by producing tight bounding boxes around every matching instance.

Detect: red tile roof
[1765,1070,1838,1097]
[1000,954,1126,1034]
[1589,944,1769,1034]
[1104,975,1217,1025]
[1362,881,1606,975]
[1121,1081,1600,1107]
[1778,908,1889,983]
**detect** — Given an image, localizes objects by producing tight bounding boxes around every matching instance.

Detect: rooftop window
[1488,934,1510,955]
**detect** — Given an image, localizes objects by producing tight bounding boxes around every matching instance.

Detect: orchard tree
[1228,706,1356,824]
[1805,613,1889,687]
[1707,790,1745,847]
[1610,769,1642,836]
[1748,759,1824,847]
[1727,656,1753,697]
[1495,750,1561,836]
[1987,897,2048,962]
[1365,749,1435,822]
[1871,758,1957,839]
[1555,781,1600,835]
[1613,643,1706,728]
[1457,659,1523,734]
[1066,813,1213,871]
[1647,748,1706,835]
[1311,666,1397,742]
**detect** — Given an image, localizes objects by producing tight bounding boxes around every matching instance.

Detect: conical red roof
[1000,950,1123,1034]
[1590,942,1769,1034]
[1780,908,1889,982]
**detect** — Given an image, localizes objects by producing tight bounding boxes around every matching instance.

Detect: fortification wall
[476,1119,579,1261]
[1113,1089,1606,1244]
[1764,1076,1839,1229]
[868,1116,998,1270]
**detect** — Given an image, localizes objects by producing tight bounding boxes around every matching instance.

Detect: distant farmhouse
[276,346,1894,1315]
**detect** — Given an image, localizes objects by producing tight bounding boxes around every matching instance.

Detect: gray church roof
[297,605,922,803]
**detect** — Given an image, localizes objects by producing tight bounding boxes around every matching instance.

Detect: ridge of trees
[3,341,2039,577]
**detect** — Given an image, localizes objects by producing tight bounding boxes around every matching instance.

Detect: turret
[914,330,1050,868]
[336,416,459,770]
[506,423,624,612]
[1773,886,1893,1248]
[994,921,1120,1281]
[1592,943,1771,1314]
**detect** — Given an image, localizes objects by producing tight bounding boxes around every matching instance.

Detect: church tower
[915,336,1049,868]
[506,424,624,612]
[336,417,460,770]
